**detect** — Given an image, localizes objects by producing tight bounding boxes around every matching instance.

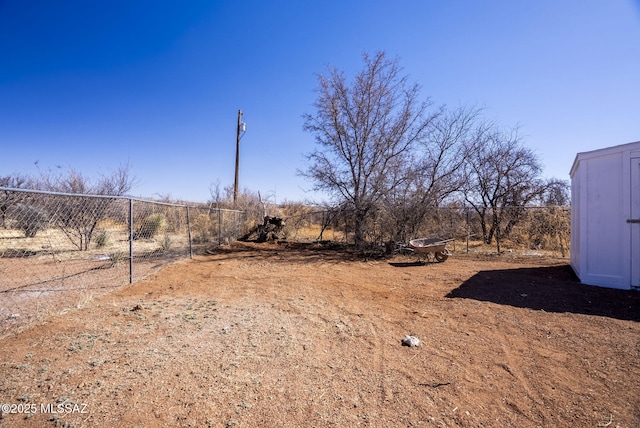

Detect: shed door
[632,157,640,288]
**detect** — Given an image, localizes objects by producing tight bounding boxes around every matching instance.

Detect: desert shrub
[12,204,49,238]
[108,251,126,266]
[525,207,570,255]
[135,213,166,239]
[161,206,186,233]
[94,230,110,248]
[160,234,172,252]
[192,212,214,243]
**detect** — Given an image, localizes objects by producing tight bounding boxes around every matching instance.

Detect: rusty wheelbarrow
[408,237,454,262]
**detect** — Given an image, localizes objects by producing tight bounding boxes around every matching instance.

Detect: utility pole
[233,109,245,205]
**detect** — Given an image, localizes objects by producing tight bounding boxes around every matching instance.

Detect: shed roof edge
[570,140,640,178]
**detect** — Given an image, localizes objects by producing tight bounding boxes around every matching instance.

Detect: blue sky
[1,1,639,203]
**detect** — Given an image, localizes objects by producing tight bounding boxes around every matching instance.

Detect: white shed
[570,141,640,290]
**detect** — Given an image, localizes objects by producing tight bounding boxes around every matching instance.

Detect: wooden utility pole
[233,109,243,205]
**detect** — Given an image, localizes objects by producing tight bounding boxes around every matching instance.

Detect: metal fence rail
[0,187,245,336]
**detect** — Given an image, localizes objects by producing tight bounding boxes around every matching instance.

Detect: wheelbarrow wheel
[434,251,449,262]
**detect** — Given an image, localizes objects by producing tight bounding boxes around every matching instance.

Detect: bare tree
[416,105,483,204]
[382,106,483,241]
[208,180,224,209]
[461,126,547,252]
[301,51,438,247]
[38,164,136,250]
[542,178,570,206]
[0,174,30,228]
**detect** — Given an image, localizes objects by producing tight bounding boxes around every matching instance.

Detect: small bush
[161,234,171,252]
[94,230,110,248]
[192,213,213,243]
[12,204,49,238]
[135,213,166,239]
[108,251,126,267]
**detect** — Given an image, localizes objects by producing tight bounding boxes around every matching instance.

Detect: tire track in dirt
[367,320,394,404]
[497,338,538,418]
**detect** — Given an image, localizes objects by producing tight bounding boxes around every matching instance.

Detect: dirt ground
[0,241,639,428]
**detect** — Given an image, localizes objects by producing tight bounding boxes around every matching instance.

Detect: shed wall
[582,152,626,287]
[571,141,640,290]
[570,171,581,277]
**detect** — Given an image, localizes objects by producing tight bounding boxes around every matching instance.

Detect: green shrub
[135,213,166,239]
[108,251,126,267]
[94,230,110,248]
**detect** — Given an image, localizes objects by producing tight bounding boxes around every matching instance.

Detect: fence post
[218,208,222,245]
[466,208,470,253]
[186,206,193,259]
[129,198,134,284]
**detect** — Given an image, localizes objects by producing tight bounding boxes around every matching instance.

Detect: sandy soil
[0,241,639,427]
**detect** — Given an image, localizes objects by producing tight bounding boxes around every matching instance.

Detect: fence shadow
[445,265,640,322]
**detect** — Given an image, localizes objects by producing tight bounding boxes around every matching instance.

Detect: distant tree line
[0,164,135,250]
[301,51,569,250]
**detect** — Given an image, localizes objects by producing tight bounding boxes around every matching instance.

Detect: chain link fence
[0,187,245,337]
[281,205,571,256]
[1,186,571,336]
